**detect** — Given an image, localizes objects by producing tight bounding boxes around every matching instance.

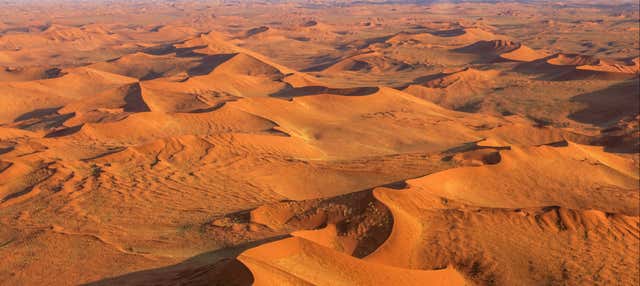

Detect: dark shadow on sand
[83,235,290,286]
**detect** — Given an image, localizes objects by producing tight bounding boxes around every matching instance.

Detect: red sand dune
[0,1,638,285]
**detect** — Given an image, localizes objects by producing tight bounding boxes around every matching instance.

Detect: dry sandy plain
[0,0,639,285]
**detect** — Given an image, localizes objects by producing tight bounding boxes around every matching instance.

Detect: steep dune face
[323,52,412,73]
[59,104,279,144]
[369,186,639,285]
[569,78,640,126]
[576,57,640,74]
[152,138,636,286]
[232,87,488,158]
[516,53,639,81]
[238,236,467,286]
[418,68,500,89]
[498,44,547,62]
[126,53,290,113]
[211,53,284,80]
[178,31,296,75]
[0,22,199,67]
[425,28,506,46]
[1,2,639,285]
[82,44,300,113]
[404,68,501,111]
[0,24,121,51]
[88,52,199,80]
[60,83,149,114]
[547,54,601,66]
[407,142,638,213]
[455,40,547,62]
[456,39,520,54]
[380,27,507,50]
[546,53,638,75]
[0,67,139,125]
[362,141,639,285]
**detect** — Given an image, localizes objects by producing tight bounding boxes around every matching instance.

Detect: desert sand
[0,0,638,285]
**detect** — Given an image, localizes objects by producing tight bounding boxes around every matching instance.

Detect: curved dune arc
[237,236,467,286]
[363,186,427,268]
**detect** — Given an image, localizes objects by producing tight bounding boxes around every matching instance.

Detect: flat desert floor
[0,0,638,285]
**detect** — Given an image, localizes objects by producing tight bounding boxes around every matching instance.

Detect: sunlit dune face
[0,0,638,285]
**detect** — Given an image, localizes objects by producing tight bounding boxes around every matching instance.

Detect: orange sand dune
[88,52,199,80]
[515,53,639,81]
[369,184,639,285]
[0,24,121,51]
[238,236,467,285]
[0,67,64,82]
[417,67,500,89]
[547,53,601,66]
[403,68,500,111]
[454,40,547,62]
[0,1,638,285]
[457,39,519,53]
[359,141,638,285]
[385,28,506,48]
[577,57,640,74]
[211,53,284,80]
[232,87,488,158]
[498,44,548,62]
[0,67,138,124]
[406,142,638,213]
[323,52,412,73]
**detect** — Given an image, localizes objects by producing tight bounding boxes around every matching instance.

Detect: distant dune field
[0,0,638,285]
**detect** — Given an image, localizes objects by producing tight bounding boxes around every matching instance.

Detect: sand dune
[498,44,547,62]
[576,57,640,74]
[547,53,601,66]
[0,67,138,124]
[356,141,639,284]
[408,142,638,213]
[455,39,520,54]
[417,68,500,89]
[323,52,412,73]
[0,67,64,82]
[403,68,501,111]
[0,1,638,285]
[454,39,548,62]
[0,24,121,51]
[515,53,639,81]
[239,236,467,286]
[211,53,284,80]
[89,52,199,80]
[382,27,506,49]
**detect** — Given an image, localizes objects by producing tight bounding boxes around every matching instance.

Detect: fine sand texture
[0,0,638,285]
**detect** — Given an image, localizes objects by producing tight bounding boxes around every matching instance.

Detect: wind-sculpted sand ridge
[454,40,548,62]
[361,141,638,285]
[77,139,638,285]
